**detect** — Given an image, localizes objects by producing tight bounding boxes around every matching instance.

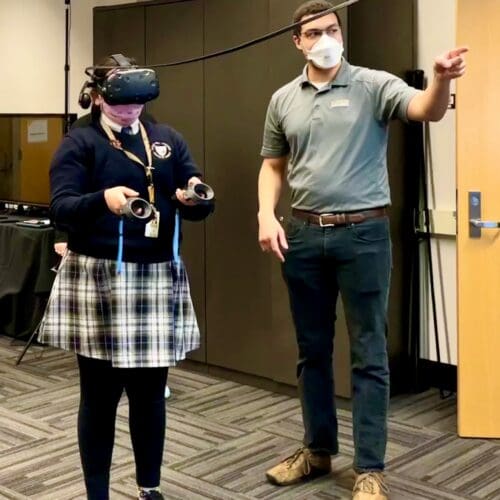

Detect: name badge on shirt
[145,210,160,238]
[330,99,350,108]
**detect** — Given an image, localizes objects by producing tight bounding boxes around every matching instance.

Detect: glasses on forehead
[301,26,339,40]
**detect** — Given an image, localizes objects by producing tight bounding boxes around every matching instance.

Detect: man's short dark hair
[292,1,341,37]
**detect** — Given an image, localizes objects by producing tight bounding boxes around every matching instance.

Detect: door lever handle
[470,219,500,229]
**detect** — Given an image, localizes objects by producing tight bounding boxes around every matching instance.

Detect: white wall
[0,0,138,116]
[417,0,458,364]
[1,1,65,114]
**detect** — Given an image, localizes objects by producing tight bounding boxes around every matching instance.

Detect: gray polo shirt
[261,60,420,212]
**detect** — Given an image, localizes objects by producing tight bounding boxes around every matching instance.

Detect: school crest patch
[151,142,172,159]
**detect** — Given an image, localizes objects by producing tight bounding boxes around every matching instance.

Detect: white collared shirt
[100,112,140,135]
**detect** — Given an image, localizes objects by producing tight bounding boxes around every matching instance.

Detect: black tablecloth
[0,222,56,339]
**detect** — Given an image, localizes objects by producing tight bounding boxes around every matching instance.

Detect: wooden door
[457,0,500,438]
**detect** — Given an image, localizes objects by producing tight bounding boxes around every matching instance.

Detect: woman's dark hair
[292,0,341,37]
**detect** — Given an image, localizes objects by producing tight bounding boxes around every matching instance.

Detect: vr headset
[78,53,160,109]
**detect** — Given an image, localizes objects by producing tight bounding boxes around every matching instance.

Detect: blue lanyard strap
[173,209,180,263]
[116,218,124,275]
[117,210,180,273]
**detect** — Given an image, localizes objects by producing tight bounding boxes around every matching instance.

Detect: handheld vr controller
[121,183,215,221]
[120,197,153,220]
[184,182,215,206]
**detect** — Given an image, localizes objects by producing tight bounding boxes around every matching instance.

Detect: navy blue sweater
[50,119,212,263]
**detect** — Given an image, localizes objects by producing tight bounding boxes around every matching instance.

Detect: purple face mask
[101,101,144,127]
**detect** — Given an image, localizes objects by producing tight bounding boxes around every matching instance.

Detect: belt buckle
[319,213,335,227]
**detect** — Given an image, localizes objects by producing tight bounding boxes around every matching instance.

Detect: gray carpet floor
[0,336,498,500]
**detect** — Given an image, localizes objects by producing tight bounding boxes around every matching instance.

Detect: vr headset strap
[111,53,132,67]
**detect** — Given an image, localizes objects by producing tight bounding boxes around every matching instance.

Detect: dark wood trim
[94,0,192,12]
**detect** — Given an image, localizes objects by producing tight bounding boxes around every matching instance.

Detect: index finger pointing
[449,46,469,58]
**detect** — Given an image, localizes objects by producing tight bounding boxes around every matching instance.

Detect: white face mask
[306,34,344,69]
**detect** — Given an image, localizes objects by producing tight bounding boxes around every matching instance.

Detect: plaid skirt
[38,251,200,368]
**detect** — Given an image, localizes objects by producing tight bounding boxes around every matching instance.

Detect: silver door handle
[470,219,500,229]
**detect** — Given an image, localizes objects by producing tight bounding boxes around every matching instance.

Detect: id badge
[145,209,160,238]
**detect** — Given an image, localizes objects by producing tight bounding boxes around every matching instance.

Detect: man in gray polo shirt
[258,1,467,499]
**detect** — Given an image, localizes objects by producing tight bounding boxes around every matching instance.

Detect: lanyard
[100,119,156,205]
[100,118,183,271]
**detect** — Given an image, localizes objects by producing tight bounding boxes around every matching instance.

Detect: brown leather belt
[292,207,387,227]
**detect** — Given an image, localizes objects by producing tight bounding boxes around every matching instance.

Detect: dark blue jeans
[282,215,391,472]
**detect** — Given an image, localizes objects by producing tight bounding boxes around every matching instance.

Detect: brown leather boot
[352,472,389,500]
[265,447,332,486]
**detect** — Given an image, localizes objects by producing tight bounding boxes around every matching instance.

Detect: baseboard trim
[178,359,298,397]
[177,358,457,400]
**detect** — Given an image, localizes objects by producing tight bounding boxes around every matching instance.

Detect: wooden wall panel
[349,0,416,393]
[145,0,206,362]
[93,5,145,64]
[204,0,275,377]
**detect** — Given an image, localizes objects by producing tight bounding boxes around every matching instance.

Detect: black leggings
[77,355,168,500]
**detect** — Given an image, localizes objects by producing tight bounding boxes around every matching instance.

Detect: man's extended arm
[407,47,468,122]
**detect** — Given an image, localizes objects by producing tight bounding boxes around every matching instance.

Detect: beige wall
[417,0,457,364]
[0,0,138,116]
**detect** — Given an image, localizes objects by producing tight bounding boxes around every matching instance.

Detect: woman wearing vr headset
[38,54,213,500]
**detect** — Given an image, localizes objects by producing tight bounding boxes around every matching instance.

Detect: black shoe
[138,490,164,499]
